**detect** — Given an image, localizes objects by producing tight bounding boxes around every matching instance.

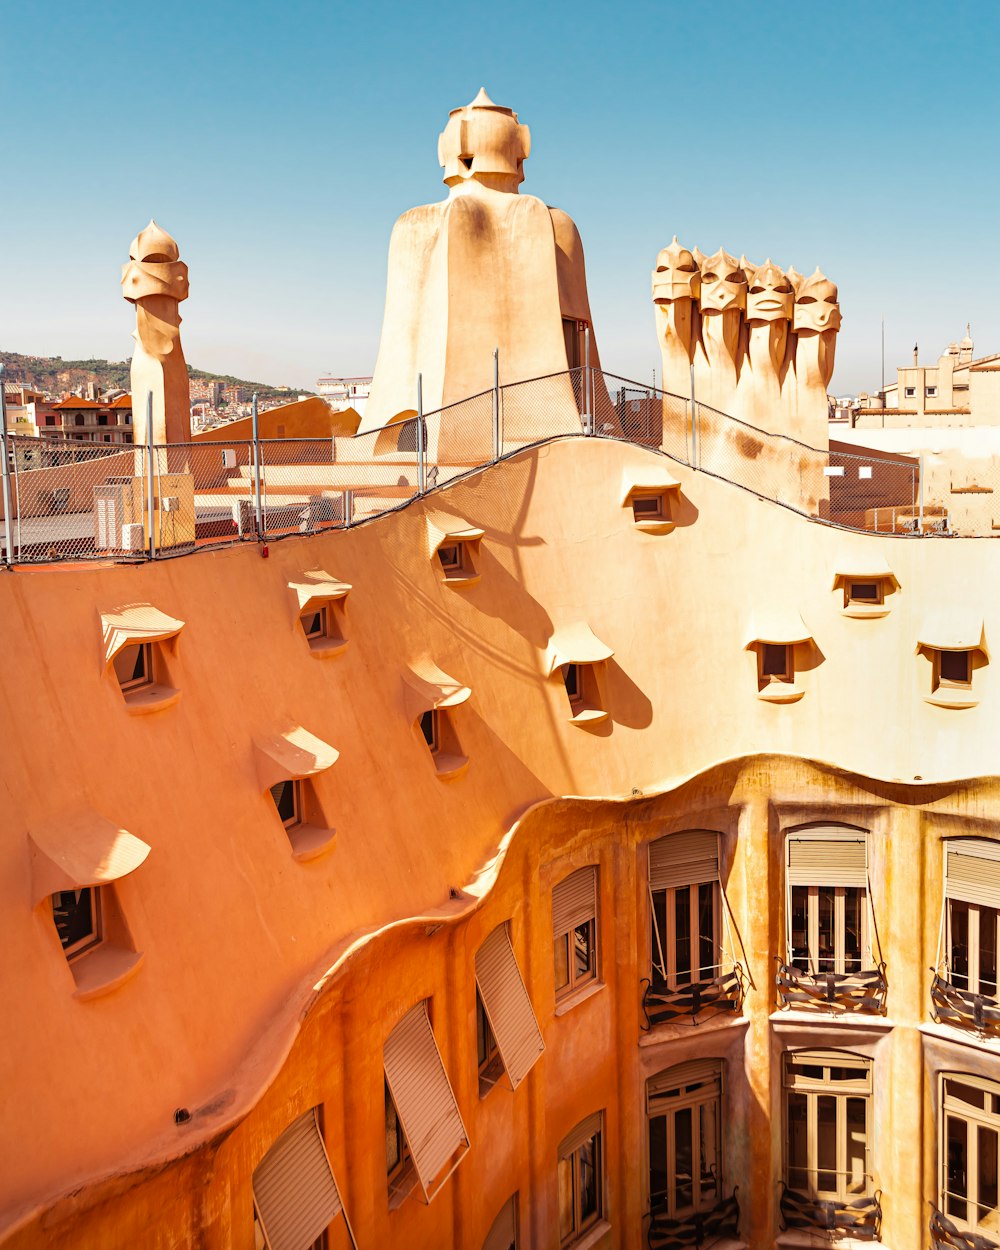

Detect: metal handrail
[641,964,745,1030]
[931,971,1000,1035]
[930,1205,1000,1249]
[775,957,888,1014]
[645,1188,740,1250]
[779,1182,882,1241]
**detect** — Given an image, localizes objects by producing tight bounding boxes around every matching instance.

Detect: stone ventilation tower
[362,88,603,457]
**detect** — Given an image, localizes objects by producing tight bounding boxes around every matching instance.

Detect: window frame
[789,883,869,976]
[631,493,665,522]
[420,709,440,755]
[269,778,302,829]
[904,386,916,398]
[846,580,883,607]
[385,1079,414,1200]
[437,542,466,574]
[940,1072,1000,1236]
[760,642,792,683]
[300,605,329,641]
[558,1121,603,1245]
[476,988,504,1096]
[647,1064,723,1220]
[947,897,999,999]
[936,649,973,691]
[554,916,598,999]
[113,641,154,693]
[650,880,721,990]
[52,886,103,960]
[782,1050,873,1203]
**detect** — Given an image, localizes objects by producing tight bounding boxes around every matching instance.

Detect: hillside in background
[0,351,300,401]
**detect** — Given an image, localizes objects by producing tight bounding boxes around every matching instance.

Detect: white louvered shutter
[647,1060,723,1113]
[252,1109,344,1250]
[552,866,598,938]
[946,839,1000,907]
[648,830,720,891]
[786,829,867,887]
[475,925,544,1089]
[383,1001,469,1200]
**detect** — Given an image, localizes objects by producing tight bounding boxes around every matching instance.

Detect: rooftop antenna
[880,319,885,401]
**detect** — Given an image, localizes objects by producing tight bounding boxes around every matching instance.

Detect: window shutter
[945,839,1000,907]
[647,1060,722,1112]
[558,1110,603,1159]
[786,829,867,887]
[383,1001,469,1201]
[252,1109,344,1250]
[648,830,720,892]
[475,925,544,1089]
[482,1194,518,1250]
[552,866,598,938]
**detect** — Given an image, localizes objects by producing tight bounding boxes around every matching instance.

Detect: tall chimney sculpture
[121,221,191,447]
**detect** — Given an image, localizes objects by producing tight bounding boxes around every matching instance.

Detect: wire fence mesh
[1,366,991,566]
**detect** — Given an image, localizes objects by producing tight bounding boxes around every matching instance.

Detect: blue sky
[3,0,998,395]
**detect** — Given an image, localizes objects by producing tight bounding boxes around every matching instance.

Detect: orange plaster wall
[3,436,1000,1243]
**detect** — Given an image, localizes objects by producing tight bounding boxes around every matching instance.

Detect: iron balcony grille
[930,1205,1000,1249]
[646,1189,740,1250]
[775,959,888,1014]
[779,1183,882,1241]
[931,972,1000,1036]
[641,965,745,1030]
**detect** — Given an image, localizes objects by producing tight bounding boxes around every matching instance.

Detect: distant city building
[317,374,371,417]
[855,329,1000,428]
[41,394,133,444]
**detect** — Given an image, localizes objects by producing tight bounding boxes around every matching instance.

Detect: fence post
[689,363,699,469]
[0,366,13,567]
[145,391,156,559]
[492,348,500,462]
[416,373,426,494]
[251,392,264,539]
[583,326,592,434]
[918,455,924,533]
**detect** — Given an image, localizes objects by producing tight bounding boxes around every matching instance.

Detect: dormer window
[917,614,988,708]
[746,611,813,703]
[255,727,338,859]
[427,512,484,586]
[102,603,184,713]
[289,572,351,657]
[832,558,897,618]
[547,624,614,726]
[621,466,681,533]
[404,663,471,778]
[30,811,149,998]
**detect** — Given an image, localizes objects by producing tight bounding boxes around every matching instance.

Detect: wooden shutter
[648,830,720,892]
[383,1001,469,1201]
[482,1194,518,1250]
[252,1109,344,1250]
[647,1060,722,1112]
[552,866,598,938]
[475,925,544,1089]
[786,829,867,887]
[945,839,1000,907]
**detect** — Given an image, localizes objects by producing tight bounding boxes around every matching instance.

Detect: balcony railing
[931,973,1000,1036]
[646,1190,740,1250]
[930,1206,1000,1249]
[775,959,888,1014]
[641,965,745,1030]
[779,1183,882,1241]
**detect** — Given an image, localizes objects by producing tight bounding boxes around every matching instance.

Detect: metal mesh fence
[2,367,991,566]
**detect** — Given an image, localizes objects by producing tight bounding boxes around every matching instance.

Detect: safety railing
[640,964,745,1029]
[931,972,1000,1036]
[645,1189,740,1249]
[775,958,888,1015]
[930,1205,1000,1249]
[779,1182,882,1241]
[1,362,989,568]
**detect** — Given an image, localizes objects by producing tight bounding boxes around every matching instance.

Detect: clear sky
[3,0,998,396]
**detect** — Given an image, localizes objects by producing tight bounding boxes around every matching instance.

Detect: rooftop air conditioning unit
[121,523,145,551]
